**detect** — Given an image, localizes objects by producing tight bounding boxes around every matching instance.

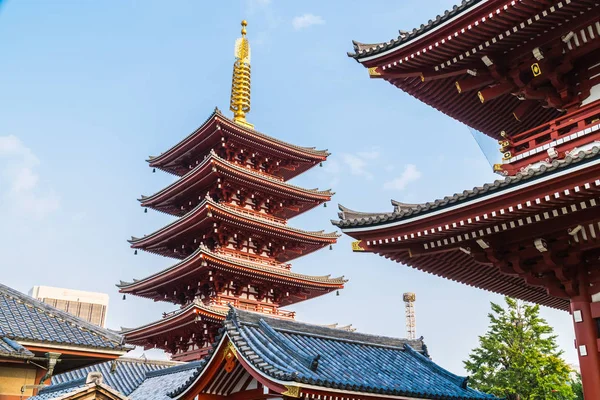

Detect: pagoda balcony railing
[503,100,600,167]
[221,202,287,225]
[209,297,295,319]
[216,248,292,270]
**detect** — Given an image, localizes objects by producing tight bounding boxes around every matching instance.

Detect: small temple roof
[0,336,35,360]
[0,283,128,352]
[335,144,600,229]
[52,357,182,396]
[36,308,497,400]
[349,0,483,59]
[118,245,346,293]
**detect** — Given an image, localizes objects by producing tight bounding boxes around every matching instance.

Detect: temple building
[31,309,497,400]
[0,283,129,399]
[334,0,600,397]
[119,21,345,362]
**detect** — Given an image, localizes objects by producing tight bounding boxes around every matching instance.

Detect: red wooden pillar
[571,270,600,399]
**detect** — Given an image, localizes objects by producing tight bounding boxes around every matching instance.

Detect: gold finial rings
[241,20,247,35]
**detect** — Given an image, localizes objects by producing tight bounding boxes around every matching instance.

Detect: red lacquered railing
[504,101,600,165]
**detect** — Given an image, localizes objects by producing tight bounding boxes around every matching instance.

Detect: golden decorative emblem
[282,385,301,398]
[223,342,237,373]
[531,63,541,77]
[477,90,485,103]
[502,151,512,160]
[498,140,510,153]
[351,241,365,252]
[368,67,381,76]
[230,20,253,128]
[455,81,462,93]
[493,164,504,172]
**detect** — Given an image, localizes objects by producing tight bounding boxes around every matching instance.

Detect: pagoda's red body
[338,1,600,397]
[121,108,344,361]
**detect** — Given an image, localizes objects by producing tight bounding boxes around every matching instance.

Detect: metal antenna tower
[403,292,416,340]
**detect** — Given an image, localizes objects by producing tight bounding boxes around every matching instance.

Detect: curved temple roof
[141,151,333,217]
[349,0,485,59]
[346,0,598,139]
[148,108,329,179]
[130,197,339,262]
[118,245,346,295]
[120,301,228,336]
[177,308,496,400]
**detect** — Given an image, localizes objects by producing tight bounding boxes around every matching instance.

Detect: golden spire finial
[230,20,253,128]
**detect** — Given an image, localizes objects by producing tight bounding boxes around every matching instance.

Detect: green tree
[464,297,575,400]
[571,373,583,400]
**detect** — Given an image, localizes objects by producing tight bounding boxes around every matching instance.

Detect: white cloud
[342,153,372,179]
[0,135,60,218]
[383,164,422,191]
[292,14,325,30]
[357,150,380,160]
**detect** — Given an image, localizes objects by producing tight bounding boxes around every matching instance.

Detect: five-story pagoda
[118,21,344,361]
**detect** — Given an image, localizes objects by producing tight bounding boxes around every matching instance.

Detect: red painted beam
[455,74,495,93]
[478,81,517,103]
[512,100,538,122]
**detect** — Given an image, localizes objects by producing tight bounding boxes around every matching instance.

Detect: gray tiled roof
[128,362,205,400]
[32,380,129,400]
[30,379,87,400]
[348,0,483,59]
[334,146,600,229]
[52,357,181,395]
[223,308,496,400]
[0,283,127,351]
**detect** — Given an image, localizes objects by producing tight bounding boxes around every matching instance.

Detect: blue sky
[0,0,575,373]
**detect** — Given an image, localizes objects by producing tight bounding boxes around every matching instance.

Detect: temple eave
[130,199,339,251]
[118,247,345,301]
[147,112,329,177]
[139,153,333,217]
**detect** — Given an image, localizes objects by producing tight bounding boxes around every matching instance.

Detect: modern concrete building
[29,286,109,327]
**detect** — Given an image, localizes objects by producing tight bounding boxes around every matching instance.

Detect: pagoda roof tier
[130,197,339,262]
[118,245,346,306]
[121,301,226,353]
[140,150,333,218]
[334,146,600,311]
[348,0,600,139]
[148,109,329,180]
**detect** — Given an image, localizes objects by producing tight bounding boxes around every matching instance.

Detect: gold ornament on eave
[230,20,253,129]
